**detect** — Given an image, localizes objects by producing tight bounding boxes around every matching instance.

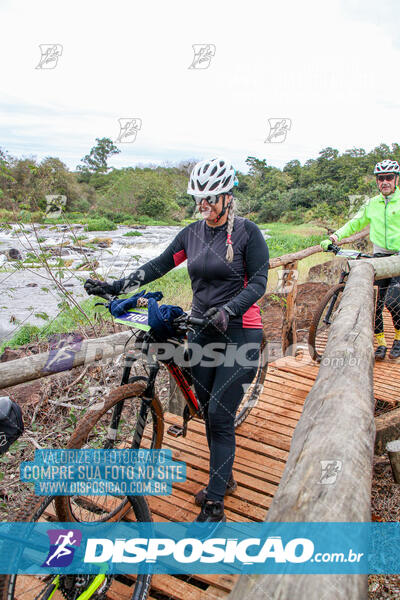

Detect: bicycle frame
[21,572,106,600]
[106,332,201,448]
[317,245,388,331]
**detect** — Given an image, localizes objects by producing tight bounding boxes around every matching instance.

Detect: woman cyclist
[84,157,269,523]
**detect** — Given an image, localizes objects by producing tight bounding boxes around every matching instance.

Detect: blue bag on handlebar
[147,298,184,340]
[109,290,184,340]
[109,290,163,317]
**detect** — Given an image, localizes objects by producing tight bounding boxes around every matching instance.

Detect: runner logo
[188,44,216,69]
[319,460,342,485]
[115,118,142,143]
[42,529,82,567]
[43,333,83,373]
[45,194,67,218]
[265,118,292,143]
[36,44,63,69]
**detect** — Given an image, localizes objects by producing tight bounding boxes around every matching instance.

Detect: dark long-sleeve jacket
[113,216,269,328]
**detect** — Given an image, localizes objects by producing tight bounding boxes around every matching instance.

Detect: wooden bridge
[4,238,400,600]
[25,312,397,600]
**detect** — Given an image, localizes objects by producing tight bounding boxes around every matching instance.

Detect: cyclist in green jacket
[320,159,400,361]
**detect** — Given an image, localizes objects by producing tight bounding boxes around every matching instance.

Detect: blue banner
[0,522,399,574]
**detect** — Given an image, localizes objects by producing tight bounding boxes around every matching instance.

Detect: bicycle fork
[323,292,341,325]
[131,364,160,448]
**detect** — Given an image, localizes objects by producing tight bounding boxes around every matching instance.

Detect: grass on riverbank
[261,222,326,259]
[0,209,190,228]
[0,268,192,352]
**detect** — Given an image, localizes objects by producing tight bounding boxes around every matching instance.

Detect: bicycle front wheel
[308,283,345,362]
[0,494,152,600]
[234,331,268,428]
[55,378,164,523]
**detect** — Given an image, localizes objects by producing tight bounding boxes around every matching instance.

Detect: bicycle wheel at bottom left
[0,494,152,600]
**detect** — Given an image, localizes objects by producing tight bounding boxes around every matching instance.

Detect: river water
[0,222,270,343]
[0,223,182,342]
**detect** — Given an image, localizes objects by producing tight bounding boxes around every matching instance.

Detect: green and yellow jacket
[335,187,400,252]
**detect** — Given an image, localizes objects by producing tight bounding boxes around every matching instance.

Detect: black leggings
[187,326,263,502]
[374,276,400,334]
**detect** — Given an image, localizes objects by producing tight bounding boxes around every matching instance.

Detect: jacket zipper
[203,227,217,309]
[384,200,388,249]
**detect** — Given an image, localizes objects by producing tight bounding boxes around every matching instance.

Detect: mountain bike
[0,494,152,600]
[308,244,387,362]
[55,296,268,523]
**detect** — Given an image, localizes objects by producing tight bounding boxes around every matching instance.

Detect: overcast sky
[1,0,399,173]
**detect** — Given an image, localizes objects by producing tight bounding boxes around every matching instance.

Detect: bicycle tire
[0,494,152,600]
[308,283,345,363]
[234,330,268,428]
[55,378,164,523]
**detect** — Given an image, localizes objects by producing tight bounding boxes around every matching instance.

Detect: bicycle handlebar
[94,296,208,330]
[327,244,391,260]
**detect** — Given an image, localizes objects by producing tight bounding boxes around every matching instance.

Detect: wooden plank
[150,574,229,600]
[265,372,313,394]
[258,394,305,414]
[249,405,300,427]
[261,380,309,403]
[164,413,289,461]
[240,412,297,436]
[233,422,292,451]
[149,433,281,493]
[108,580,158,600]
[186,573,239,592]
[157,427,285,479]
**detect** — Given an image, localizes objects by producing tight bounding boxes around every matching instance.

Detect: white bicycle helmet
[187,157,238,197]
[374,159,400,175]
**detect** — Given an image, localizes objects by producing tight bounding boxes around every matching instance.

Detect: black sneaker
[375,345,387,361]
[195,500,226,523]
[194,474,237,507]
[389,340,400,360]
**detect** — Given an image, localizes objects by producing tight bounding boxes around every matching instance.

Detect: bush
[20,211,44,223]
[123,230,143,237]
[85,217,117,232]
[2,324,40,349]
[0,209,14,223]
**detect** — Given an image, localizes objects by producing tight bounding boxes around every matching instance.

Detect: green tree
[76,138,121,181]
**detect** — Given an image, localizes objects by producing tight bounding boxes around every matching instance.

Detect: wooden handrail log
[269,228,369,269]
[349,254,400,280]
[0,330,134,390]
[229,261,375,599]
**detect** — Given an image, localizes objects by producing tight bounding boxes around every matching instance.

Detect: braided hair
[225,196,235,262]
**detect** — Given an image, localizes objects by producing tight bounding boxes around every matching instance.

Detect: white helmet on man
[187,157,238,197]
[374,159,400,175]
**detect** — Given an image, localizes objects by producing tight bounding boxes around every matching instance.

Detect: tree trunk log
[0,331,134,390]
[229,261,375,600]
[348,254,400,280]
[269,229,369,269]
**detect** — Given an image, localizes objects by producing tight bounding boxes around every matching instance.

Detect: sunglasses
[377,174,396,182]
[193,195,221,205]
